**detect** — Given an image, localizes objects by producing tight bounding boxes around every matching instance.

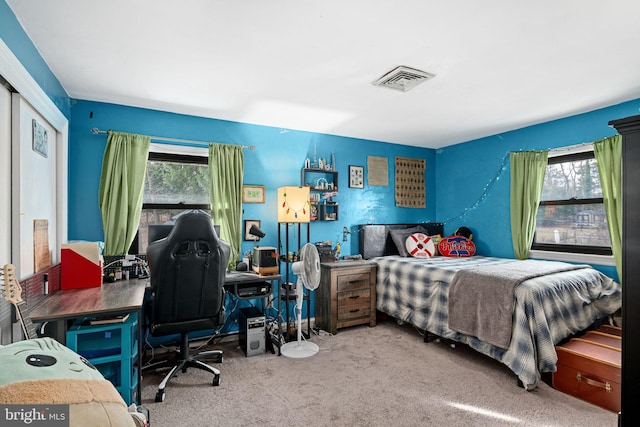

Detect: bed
[359,223,622,390]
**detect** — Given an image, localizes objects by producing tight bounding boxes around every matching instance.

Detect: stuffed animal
[0,337,137,427]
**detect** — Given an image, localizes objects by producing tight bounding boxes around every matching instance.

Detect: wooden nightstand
[315,261,377,334]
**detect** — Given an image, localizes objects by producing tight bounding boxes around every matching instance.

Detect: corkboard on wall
[34,219,51,272]
[395,156,426,208]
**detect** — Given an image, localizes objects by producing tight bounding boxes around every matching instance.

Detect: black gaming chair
[144,211,231,402]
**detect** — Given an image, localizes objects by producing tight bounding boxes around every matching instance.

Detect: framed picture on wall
[244,220,261,241]
[242,185,265,203]
[32,119,48,158]
[349,165,364,188]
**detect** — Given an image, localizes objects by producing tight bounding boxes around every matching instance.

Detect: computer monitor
[148,223,221,246]
[148,224,175,245]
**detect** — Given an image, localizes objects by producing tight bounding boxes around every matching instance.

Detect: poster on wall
[32,119,48,158]
[349,165,364,188]
[395,156,426,208]
[367,156,388,186]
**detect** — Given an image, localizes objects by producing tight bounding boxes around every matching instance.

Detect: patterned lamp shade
[277,186,310,223]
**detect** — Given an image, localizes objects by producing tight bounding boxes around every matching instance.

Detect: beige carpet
[140,320,617,427]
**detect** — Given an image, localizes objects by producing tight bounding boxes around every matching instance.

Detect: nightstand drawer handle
[348,295,360,299]
[349,309,360,313]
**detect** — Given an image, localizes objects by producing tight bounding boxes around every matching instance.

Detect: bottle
[43,273,49,295]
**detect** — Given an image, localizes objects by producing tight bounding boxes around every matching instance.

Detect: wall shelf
[301,168,338,221]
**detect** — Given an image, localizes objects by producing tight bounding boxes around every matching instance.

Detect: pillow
[405,233,435,258]
[389,226,428,257]
[430,234,442,256]
[438,235,476,257]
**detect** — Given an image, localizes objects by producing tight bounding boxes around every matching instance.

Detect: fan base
[280,341,319,359]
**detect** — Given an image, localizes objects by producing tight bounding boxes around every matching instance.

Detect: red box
[61,243,103,289]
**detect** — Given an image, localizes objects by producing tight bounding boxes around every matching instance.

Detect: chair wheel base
[213,374,221,386]
[155,390,165,402]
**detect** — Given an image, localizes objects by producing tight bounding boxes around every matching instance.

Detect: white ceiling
[7,0,640,149]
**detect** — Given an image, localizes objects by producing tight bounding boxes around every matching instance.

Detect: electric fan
[280,243,321,358]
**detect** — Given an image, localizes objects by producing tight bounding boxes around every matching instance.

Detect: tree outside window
[532,151,611,255]
[131,152,211,254]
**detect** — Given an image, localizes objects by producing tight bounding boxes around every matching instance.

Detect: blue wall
[0,1,70,117]
[435,98,640,280]
[68,100,437,258]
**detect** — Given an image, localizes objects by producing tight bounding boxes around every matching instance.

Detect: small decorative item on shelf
[310,204,318,221]
[316,177,328,190]
[312,144,318,168]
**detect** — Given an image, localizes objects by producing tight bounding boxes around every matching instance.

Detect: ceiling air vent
[373,66,435,92]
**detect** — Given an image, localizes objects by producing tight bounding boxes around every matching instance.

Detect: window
[532,149,612,255]
[131,151,211,254]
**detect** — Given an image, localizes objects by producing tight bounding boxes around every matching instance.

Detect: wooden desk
[29,279,147,404]
[29,279,147,322]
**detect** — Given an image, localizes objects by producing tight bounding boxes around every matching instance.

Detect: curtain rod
[90,127,255,150]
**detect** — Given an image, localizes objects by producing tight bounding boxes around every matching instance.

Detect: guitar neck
[14,300,38,340]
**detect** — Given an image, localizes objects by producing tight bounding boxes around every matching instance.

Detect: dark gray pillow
[389,226,428,257]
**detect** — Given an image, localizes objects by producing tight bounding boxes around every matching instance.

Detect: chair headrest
[166,212,219,243]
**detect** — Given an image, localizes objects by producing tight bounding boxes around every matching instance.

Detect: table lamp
[249,224,266,239]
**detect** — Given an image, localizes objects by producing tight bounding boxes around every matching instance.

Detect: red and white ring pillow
[405,233,435,258]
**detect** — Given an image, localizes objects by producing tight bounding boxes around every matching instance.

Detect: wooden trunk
[553,327,621,413]
[597,324,621,337]
[576,330,621,351]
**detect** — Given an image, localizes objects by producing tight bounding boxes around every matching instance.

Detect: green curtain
[510,150,548,259]
[594,134,622,282]
[98,131,150,255]
[209,143,244,268]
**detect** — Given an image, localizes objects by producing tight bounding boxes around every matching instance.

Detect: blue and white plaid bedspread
[374,256,622,389]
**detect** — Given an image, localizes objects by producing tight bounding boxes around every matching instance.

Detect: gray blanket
[447,259,588,349]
